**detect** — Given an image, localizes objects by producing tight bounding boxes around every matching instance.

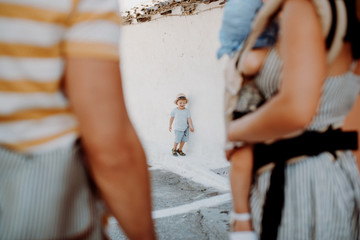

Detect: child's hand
[190,127,194,132]
[169,127,172,132]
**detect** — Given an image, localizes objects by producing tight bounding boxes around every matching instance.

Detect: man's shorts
[174,128,190,143]
[0,144,102,239]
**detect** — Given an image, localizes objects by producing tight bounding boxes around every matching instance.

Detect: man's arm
[65,58,156,240]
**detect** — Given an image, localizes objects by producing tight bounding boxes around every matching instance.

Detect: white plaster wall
[119,8,229,169]
[119,0,151,11]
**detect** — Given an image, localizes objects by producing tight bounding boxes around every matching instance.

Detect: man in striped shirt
[0,0,155,239]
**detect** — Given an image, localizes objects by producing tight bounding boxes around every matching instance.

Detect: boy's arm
[65,58,155,240]
[188,118,194,132]
[169,117,174,132]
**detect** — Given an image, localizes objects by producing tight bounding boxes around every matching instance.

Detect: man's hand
[190,127,194,132]
[169,126,172,132]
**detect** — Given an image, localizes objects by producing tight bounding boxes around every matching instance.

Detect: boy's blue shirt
[171,108,191,131]
[217,0,278,59]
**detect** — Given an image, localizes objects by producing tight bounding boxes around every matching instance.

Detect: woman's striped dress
[250,48,360,240]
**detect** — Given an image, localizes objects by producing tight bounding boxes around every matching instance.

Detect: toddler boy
[169,93,194,156]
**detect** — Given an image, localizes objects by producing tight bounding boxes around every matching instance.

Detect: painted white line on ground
[152,193,232,219]
[108,193,232,225]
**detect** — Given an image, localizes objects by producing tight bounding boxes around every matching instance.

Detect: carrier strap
[255,127,358,240]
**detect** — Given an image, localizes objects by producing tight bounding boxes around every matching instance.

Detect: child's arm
[187,118,194,132]
[169,117,174,132]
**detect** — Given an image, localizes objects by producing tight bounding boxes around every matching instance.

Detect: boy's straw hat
[174,93,188,104]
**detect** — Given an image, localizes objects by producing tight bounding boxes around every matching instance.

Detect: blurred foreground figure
[225,0,360,239]
[0,1,155,239]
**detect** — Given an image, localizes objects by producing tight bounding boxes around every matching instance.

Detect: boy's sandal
[172,149,178,156]
[229,212,258,240]
[177,149,186,156]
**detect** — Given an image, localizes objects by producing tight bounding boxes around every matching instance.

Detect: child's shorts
[174,128,190,143]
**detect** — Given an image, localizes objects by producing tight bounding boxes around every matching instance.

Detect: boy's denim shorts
[174,128,190,143]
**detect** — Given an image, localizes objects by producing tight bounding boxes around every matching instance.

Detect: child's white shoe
[229,212,258,240]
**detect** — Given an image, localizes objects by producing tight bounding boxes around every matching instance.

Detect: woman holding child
[220,0,360,239]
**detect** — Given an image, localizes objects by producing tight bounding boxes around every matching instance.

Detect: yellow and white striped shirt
[0,0,121,153]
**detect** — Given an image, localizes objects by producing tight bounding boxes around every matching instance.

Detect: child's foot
[172,149,178,156]
[229,231,257,240]
[229,212,257,240]
[177,149,186,156]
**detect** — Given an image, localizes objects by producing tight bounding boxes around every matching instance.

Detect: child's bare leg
[229,146,254,232]
[173,142,179,150]
[178,141,185,151]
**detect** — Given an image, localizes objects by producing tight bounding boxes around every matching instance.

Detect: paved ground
[106,167,233,240]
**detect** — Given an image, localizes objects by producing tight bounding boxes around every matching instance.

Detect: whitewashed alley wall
[119,7,229,169]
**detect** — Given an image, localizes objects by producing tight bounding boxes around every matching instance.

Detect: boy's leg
[173,131,182,150]
[178,141,185,151]
[173,142,179,150]
[172,143,179,156]
[178,128,189,151]
[177,141,186,156]
[229,146,254,232]
[177,129,189,156]
[172,131,182,156]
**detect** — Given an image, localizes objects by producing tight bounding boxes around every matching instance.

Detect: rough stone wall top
[121,0,225,24]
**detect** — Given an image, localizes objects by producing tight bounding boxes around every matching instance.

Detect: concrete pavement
[107,167,232,240]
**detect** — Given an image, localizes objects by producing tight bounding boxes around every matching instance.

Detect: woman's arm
[344,60,360,171]
[343,91,360,172]
[228,0,327,143]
